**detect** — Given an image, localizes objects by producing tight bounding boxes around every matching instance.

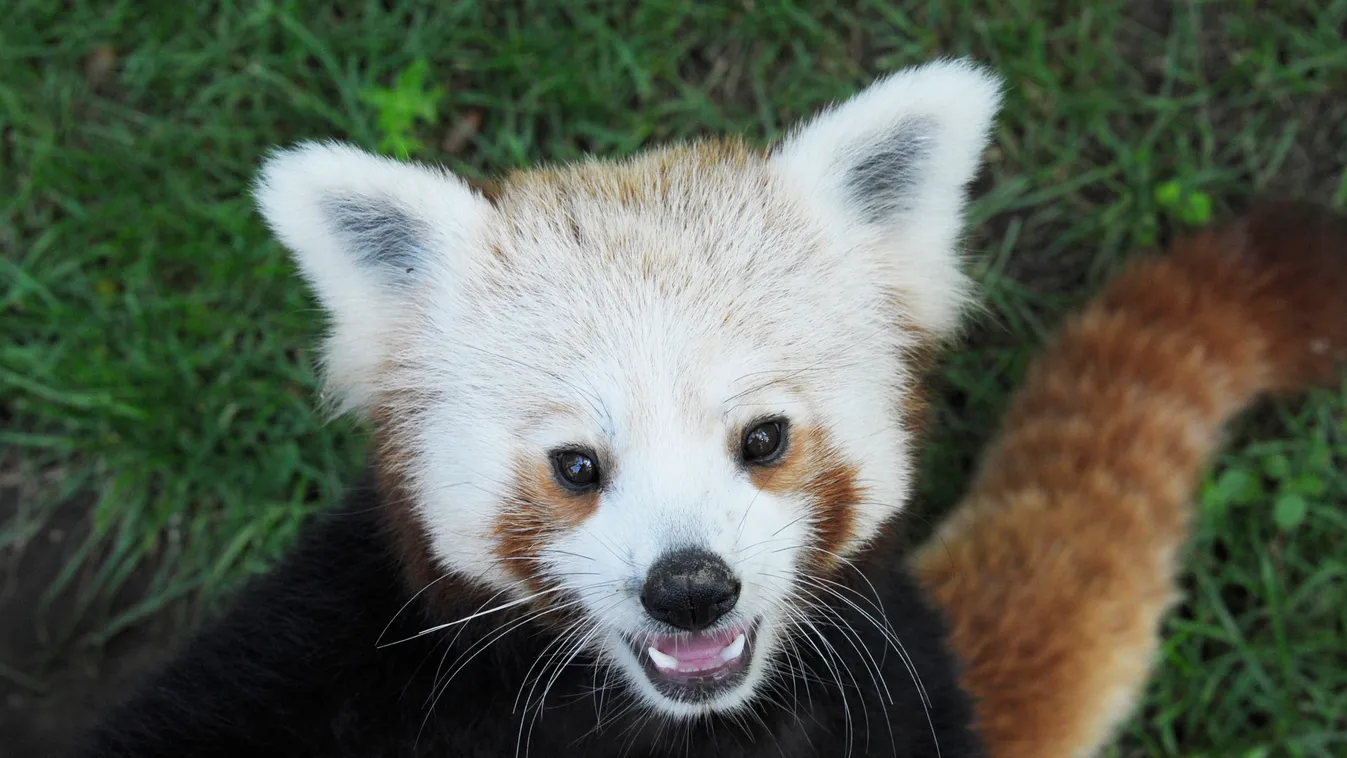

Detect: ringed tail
[912,201,1347,758]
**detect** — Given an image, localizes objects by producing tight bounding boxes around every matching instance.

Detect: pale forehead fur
[452,138,915,412]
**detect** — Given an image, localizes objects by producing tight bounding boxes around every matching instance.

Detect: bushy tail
[912,202,1347,758]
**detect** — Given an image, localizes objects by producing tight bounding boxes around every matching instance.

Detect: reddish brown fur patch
[368,393,453,609]
[493,458,601,592]
[898,332,940,442]
[745,425,864,569]
[910,202,1347,758]
[1176,201,1347,389]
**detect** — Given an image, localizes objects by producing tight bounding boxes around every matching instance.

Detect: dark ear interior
[846,116,937,223]
[322,196,429,278]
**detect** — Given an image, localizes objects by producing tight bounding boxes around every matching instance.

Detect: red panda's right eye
[553,450,599,490]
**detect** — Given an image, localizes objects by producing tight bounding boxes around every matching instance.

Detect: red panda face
[254,59,1001,717]
[483,354,904,715]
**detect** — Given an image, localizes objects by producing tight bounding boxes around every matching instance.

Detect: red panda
[77,58,1003,758]
[913,201,1347,758]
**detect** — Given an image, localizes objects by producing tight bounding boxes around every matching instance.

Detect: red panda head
[254,58,1001,717]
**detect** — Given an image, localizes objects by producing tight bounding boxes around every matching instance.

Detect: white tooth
[719,633,746,662]
[647,646,679,671]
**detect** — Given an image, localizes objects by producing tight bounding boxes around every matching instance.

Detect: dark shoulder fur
[75,474,982,757]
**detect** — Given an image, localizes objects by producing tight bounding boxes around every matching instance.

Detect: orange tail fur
[912,202,1347,758]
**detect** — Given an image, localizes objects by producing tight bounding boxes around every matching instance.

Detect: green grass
[3,0,1345,754]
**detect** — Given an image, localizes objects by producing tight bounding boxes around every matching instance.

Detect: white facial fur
[254,58,1002,718]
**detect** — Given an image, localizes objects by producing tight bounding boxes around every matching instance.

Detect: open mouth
[629,621,758,702]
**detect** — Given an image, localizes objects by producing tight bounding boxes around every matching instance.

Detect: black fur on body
[75,472,983,758]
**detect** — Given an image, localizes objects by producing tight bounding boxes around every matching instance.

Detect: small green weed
[359,58,445,158]
[1201,405,1338,534]
[1155,179,1214,226]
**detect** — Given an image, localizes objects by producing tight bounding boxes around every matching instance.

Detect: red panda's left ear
[771,58,1002,341]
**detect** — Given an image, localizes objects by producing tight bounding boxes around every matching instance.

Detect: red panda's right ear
[252,141,492,416]
[771,58,1003,341]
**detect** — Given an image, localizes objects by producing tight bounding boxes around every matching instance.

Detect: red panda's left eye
[742,420,786,464]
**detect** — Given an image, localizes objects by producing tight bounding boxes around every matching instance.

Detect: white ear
[253,141,491,414]
[772,58,1002,338]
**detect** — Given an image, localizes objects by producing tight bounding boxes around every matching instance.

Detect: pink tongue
[655,628,737,662]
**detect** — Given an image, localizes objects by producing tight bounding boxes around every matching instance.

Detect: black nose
[640,548,741,631]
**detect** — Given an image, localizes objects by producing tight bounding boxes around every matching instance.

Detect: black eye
[742,420,786,464]
[553,450,599,490]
